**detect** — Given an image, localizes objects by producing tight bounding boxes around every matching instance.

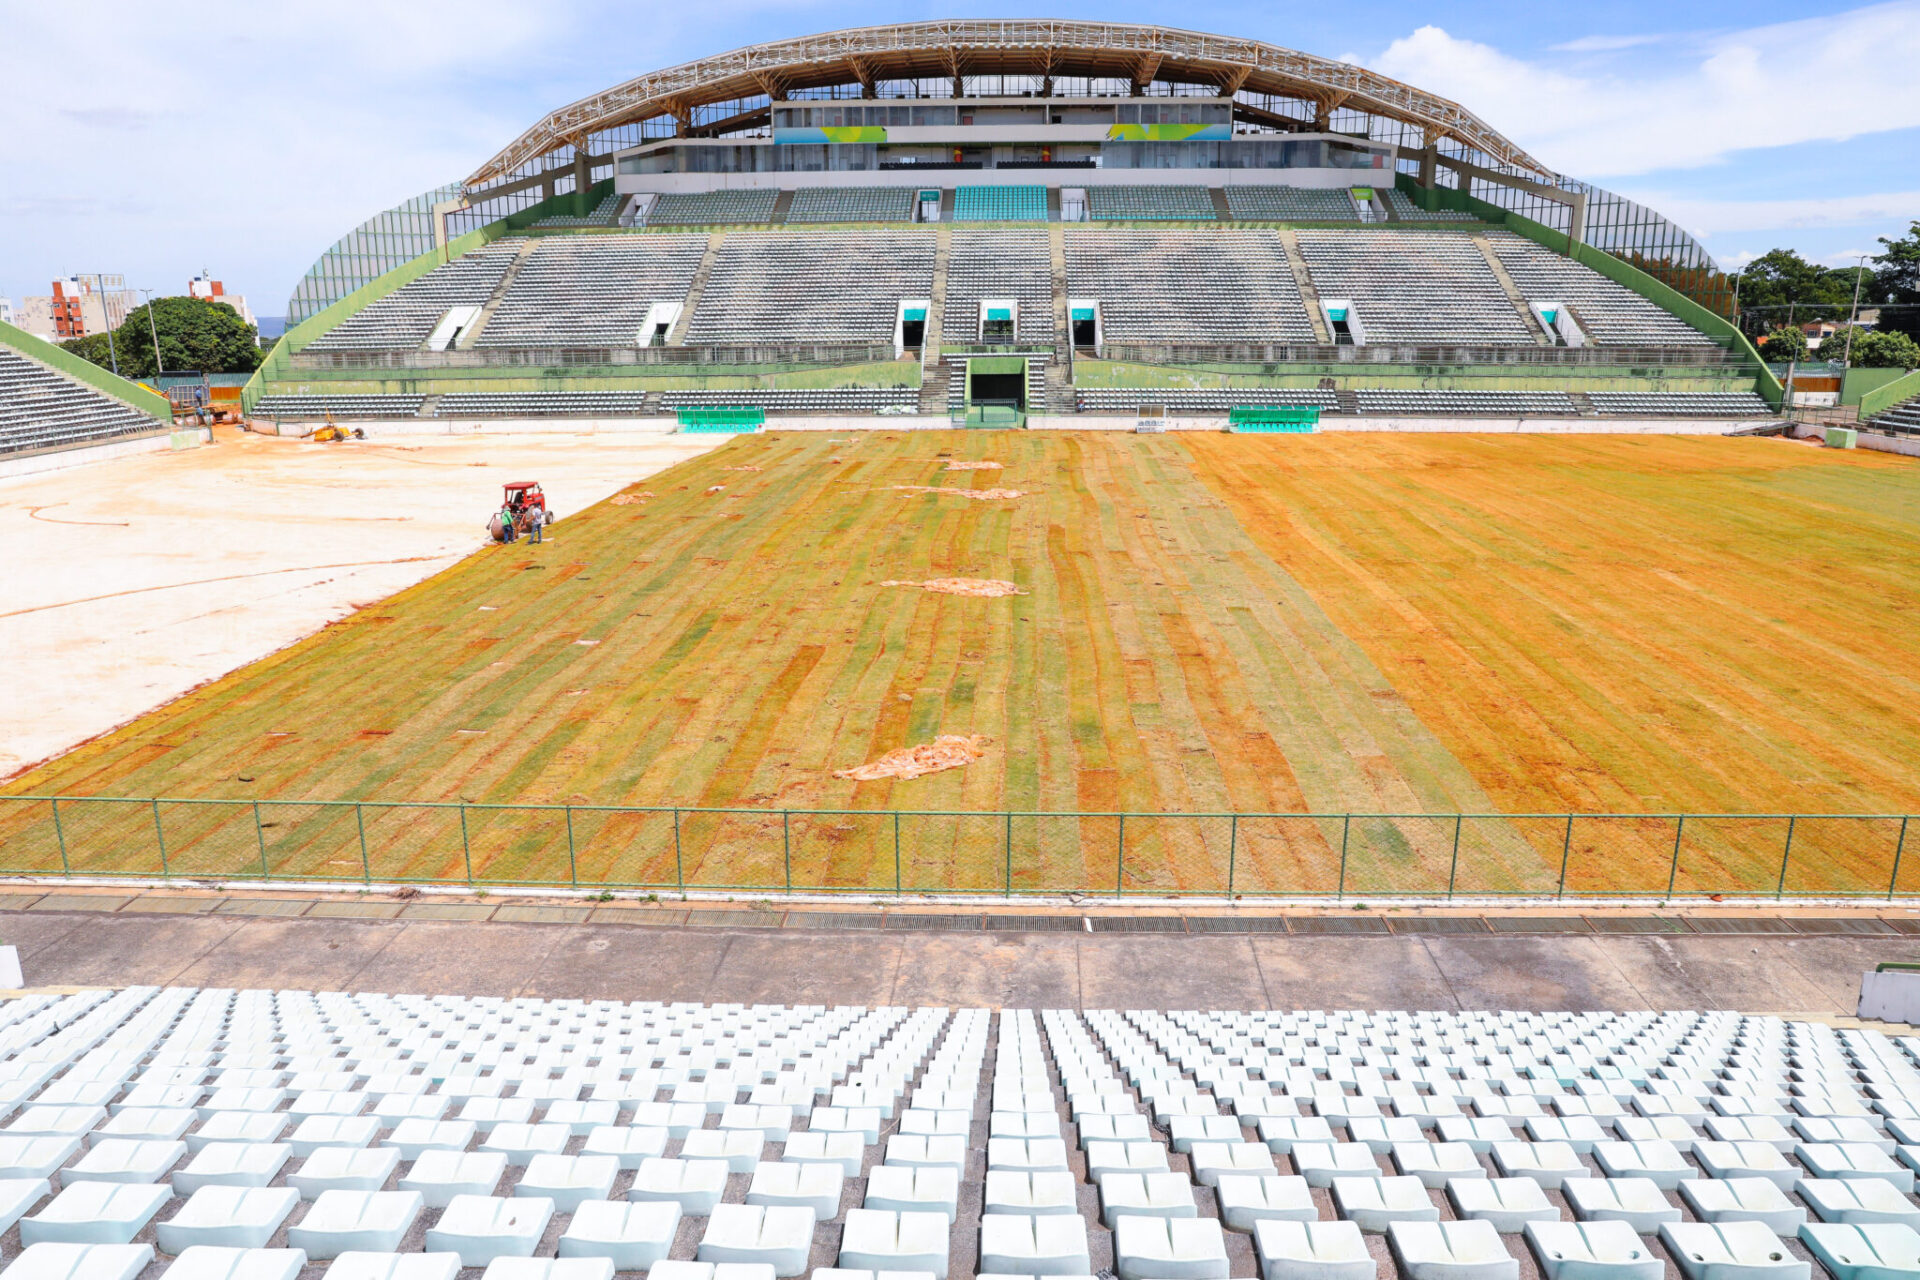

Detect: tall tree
[62,296,262,378]
[1738,248,1856,311]
[1872,221,1920,340]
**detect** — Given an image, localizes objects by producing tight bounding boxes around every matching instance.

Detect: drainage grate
[685,910,783,928]
[885,914,983,931]
[1087,916,1187,933]
[1485,917,1592,934]
[985,915,1086,932]
[784,912,885,929]
[1584,916,1691,934]
[1286,916,1389,934]
[1684,917,1797,934]
[1387,917,1490,934]
[1186,916,1291,934]
[1790,918,1897,935]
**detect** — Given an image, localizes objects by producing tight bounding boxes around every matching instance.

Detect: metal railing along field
[0,798,1912,900]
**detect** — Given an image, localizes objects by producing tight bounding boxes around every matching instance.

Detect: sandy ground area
[0,427,720,778]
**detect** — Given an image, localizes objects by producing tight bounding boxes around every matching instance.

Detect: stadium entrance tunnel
[967,356,1026,426]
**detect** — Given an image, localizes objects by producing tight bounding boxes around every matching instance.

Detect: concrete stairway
[456,239,541,349]
[1472,233,1552,345]
[667,232,728,346]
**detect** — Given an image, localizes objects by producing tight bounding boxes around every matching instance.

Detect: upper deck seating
[1487,232,1718,346]
[1296,229,1534,346]
[645,190,780,226]
[787,188,917,224]
[942,230,1055,342]
[475,235,707,348]
[1381,190,1482,223]
[954,186,1047,222]
[303,241,524,353]
[1064,229,1317,344]
[1087,186,1215,221]
[685,231,936,344]
[1223,187,1360,222]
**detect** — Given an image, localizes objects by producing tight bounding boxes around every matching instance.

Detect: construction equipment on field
[491,480,558,543]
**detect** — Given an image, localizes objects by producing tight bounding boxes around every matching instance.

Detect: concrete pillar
[573,150,592,211]
[1418,145,1437,189]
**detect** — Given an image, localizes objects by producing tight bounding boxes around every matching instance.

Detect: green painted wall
[0,318,175,422]
[266,359,921,399]
[1840,366,1913,405]
[1076,358,1753,394]
[1860,368,1920,419]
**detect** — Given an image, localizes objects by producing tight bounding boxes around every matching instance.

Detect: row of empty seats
[684,232,936,345]
[788,189,918,224]
[1381,190,1483,223]
[954,186,1048,222]
[1065,230,1318,345]
[0,348,162,457]
[1075,388,1340,414]
[248,395,426,420]
[1488,233,1719,347]
[645,191,781,227]
[942,230,1055,342]
[434,393,652,418]
[1867,395,1920,435]
[1298,229,1536,346]
[1224,188,1361,222]
[1086,187,1217,222]
[2,995,1919,1280]
[477,236,707,349]
[533,192,628,229]
[659,387,921,412]
[1355,390,1578,416]
[302,241,525,354]
[1586,392,1774,417]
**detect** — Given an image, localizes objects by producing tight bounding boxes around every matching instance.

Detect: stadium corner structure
[250,20,1790,433]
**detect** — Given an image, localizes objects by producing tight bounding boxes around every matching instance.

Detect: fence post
[253,801,268,881]
[1337,814,1350,900]
[673,808,684,896]
[1776,815,1796,899]
[51,799,70,877]
[893,812,902,894]
[783,811,792,893]
[152,799,169,879]
[1004,811,1012,898]
[1115,814,1125,897]
[1227,814,1238,899]
[565,806,577,888]
[1665,815,1685,899]
[1446,814,1462,899]
[356,803,370,885]
[459,804,473,885]
[1556,814,1574,898]
[1891,817,1910,900]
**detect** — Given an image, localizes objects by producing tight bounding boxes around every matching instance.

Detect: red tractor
[490,481,557,542]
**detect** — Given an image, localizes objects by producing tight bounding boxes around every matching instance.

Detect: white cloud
[1548,33,1670,53]
[1371,3,1920,177]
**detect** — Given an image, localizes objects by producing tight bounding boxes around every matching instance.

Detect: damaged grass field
[7,431,1920,894]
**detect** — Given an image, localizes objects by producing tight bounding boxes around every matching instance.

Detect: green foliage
[1739,249,1858,309]
[1759,325,1809,362]
[1874,221,1920,340]
[1829,326,1920,369]
[61,296,262,378]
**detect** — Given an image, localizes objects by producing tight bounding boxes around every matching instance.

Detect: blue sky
[4,0,1918,321]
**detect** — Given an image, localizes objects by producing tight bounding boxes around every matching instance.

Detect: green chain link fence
[0,797,1911,898]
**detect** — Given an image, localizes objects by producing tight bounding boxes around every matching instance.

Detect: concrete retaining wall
[0,428,204,482]
[1791,422,1920,458]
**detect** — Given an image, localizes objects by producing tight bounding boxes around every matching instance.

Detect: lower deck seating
[0,347,162,456]
[1869,395,1920,434]
[659,387,919,413]
[1488,232,1718,347]
[1223,187,1358,222]
[0,991,1906,1280]
[1297,229,1535,346]
[788,188,917,223]
[1587,392,1774,416]
[942,230,1055,342]
[1076,388,1339,414]
[249,395,426,419]
[954,185,1047,221]
[645,190,780,226]
[434,392,652,417]
[302,241,525,353]
[1087,186,1215,221]
[1355,389,1576,416]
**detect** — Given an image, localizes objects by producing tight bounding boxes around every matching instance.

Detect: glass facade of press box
[620,137,1389,175]
[285,184,462,327]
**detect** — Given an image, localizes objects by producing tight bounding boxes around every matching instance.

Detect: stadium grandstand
[236,21,1796,429]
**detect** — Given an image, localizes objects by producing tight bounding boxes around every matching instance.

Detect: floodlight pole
[94,273,120,376]
[138,289,164,378]
[1841,254,1867,371]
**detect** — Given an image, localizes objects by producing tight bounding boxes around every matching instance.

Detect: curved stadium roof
[466,20,1549,188]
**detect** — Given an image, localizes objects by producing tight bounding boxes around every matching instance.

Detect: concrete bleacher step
[459,239,543,349]
[1470,233,1552,345]
[770,190,796,225]
[668,232,729,346]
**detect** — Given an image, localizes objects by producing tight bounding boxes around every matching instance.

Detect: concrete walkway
[3,891,1913,1014]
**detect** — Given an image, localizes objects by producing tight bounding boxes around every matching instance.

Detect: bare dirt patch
[835,734,990,781]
